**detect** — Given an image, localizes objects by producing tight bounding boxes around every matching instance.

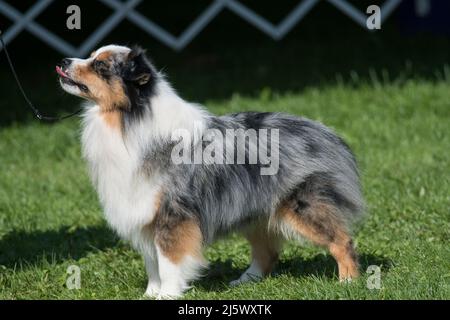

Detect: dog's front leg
[143,246,161,298]
[153,218,205,299]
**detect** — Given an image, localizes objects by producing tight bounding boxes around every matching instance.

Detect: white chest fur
[81,106,161,242]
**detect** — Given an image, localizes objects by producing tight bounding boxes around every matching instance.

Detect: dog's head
[57,45,156,111]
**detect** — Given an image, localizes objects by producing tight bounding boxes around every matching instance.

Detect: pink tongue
[56,66,68,78]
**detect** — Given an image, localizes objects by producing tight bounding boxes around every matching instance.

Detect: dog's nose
[60,58,72,68]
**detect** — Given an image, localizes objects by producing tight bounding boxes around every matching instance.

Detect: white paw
[155,284,184,300]
[156,291,182,300]
[144,282,160,298]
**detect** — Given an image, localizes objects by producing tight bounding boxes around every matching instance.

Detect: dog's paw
[339,277,353,284]
[229,273,262,287]
[156,292,182,300]
[144,282,161,299]
[229,278,243,287]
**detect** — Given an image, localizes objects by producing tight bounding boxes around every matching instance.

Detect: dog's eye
[93,60,109,72]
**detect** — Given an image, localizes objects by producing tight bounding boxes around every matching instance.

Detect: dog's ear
[123,46,152,85]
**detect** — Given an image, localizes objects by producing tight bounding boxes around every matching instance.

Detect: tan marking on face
[156,219,203,264]
[72,62,129,129]
[96,51,113,62]
[97,78,129,111]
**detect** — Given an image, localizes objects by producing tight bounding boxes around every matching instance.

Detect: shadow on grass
[194,253,393,292]
[0,225,119,269]
[1,225,394,296]
[0,224,393,292]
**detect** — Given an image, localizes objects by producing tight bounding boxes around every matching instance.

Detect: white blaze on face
[92,45,131,60]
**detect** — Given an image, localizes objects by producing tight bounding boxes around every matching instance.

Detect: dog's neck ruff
[80,78,208,239]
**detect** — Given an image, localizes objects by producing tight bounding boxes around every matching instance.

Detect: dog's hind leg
[276,200,359,281]
[230,223,283,286]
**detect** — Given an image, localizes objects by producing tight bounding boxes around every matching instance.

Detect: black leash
[0,30,82,122]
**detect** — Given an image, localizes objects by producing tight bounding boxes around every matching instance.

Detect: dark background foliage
[1,0,449,124]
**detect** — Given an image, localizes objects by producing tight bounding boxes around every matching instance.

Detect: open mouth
[56,66,88,92]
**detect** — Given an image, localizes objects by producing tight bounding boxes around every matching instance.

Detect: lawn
[0,6,449,298]
[0,77,448,299]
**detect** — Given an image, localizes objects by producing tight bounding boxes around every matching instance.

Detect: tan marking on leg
[276,201,359,280]
[329,241,359,280]
[245,227,282,276]
[155,219,204,264]
[277,205,324,244]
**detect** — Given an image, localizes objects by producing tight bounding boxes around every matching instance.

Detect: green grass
[1,4,450,298]
[0,77,449,299]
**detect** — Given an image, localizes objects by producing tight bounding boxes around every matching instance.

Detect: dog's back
[157,111,364,242]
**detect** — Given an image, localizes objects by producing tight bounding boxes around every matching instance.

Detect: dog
[57,44,365,299]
